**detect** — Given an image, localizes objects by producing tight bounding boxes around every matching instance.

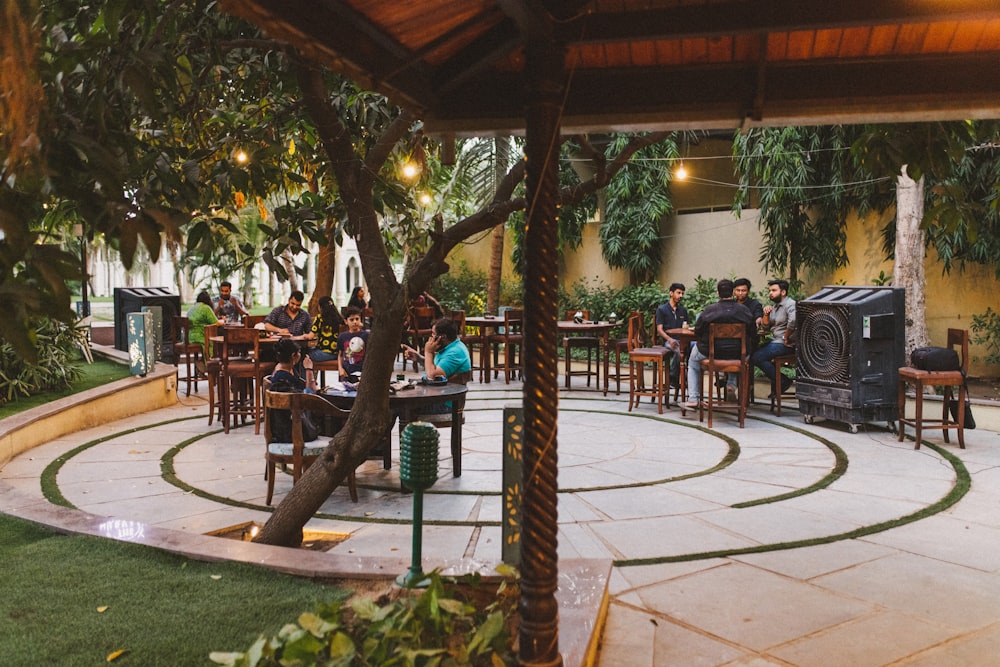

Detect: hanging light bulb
[675,160,688,181]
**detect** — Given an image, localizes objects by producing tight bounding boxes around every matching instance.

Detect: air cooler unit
[113,287,181,360]
[796,286,905,432]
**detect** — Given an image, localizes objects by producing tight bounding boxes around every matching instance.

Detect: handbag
[948,397,976,430]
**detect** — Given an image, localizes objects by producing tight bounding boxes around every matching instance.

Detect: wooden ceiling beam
[559,0,1000,44]
[424,53,1000,135]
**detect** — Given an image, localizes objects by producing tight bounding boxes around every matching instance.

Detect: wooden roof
[221,0,1000,134]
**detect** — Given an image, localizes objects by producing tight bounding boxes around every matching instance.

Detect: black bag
[949,398,977,430]
[910,346,960,372]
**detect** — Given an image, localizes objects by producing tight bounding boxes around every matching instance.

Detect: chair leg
[266,460,276,505]
[347,470,358,503]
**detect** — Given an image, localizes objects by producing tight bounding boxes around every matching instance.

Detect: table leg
[451,397,464,477]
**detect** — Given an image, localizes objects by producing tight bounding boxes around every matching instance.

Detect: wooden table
[320,381,468,476]
[666,327,697,414]
[558,320,617,390]
[465,315,503,383]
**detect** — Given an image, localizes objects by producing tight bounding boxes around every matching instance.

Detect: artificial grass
[0,357,131,420]
[0,514,349,666]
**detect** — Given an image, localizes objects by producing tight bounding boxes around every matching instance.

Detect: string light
[401,162,419,180]
[674,160,687,180]
[234,149,248,164]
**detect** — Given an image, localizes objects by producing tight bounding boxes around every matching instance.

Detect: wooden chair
[490,308,524,384]
[769,352,797,416]
[698,322,751,428]
[263,389,357,505]
[312,358,339,387]
[172,316,205,397]
[413,370,471,428]
[627,313,672,414]
[243,314,266,328]
[898,328,969,450]
[220,327,276,434]
[563,309,600,388]
[605,311,640,396]
[406,305,436,370]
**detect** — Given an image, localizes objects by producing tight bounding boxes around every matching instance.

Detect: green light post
[396,422,439,587]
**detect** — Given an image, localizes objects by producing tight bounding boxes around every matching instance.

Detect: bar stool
[897,328,969,449]
[769,352,797,416]
[627,314,672,414]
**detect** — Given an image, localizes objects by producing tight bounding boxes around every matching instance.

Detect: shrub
[433,262,522,315]
[210,569,518,666]
[0,319,84,405]
[971,307,1000,368]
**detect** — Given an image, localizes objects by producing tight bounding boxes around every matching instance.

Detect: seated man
[402,317,471,413]
[338,307,368,382]
[752,279,797,398]
[263,290,314,338]
[213,280,249,325]
[685,279,755,408]
[655,282,688,387]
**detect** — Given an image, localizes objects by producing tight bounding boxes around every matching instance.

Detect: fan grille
[797,304,850,384]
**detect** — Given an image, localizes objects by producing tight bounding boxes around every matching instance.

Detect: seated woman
[309,296,345,363]
[268,339,320,442]
[270,338,317,394]
[187,290,223,347]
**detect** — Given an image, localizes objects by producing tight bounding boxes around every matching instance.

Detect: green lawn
[0,514,348,666]
[0,357,132,420]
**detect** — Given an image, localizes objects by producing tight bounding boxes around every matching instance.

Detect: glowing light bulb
[401,162,419,180]
[235,150,248,164]
[418,192,433,206]
[675,161,687,180]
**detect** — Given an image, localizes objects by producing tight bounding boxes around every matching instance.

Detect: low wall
[0,362,178,466]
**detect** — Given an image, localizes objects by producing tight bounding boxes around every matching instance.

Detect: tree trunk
[281,248,300,293]
[486,138,510,315]
[894,165,929,355]
[309,220,337,312]
[487,225,504,314]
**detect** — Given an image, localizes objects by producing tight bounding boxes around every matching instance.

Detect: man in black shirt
[685,279,755,408]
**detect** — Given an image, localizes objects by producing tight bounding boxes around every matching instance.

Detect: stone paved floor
[3,374,1000,666]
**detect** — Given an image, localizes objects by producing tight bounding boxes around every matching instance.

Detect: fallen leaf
[107,649,127,662]
[364,512,374,517]
[210,574,222,580]
[96,606,109,613]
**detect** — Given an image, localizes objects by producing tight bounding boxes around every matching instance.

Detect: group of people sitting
[187,282,470,388]
[653,278,797,408]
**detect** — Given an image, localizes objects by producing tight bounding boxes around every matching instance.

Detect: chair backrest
[222,327,262,372]
[707,322,748,362]
[244,314,266,328]
[264,388,350,446]
[502,308,523,338]
[408,306,436,332]
[450,370,473,385]
[449,309,466,334]
[204,324,220,360]
[173,316,191,346]
[627,313,644,352]
[947,328,970,374]
[564,309,591,322]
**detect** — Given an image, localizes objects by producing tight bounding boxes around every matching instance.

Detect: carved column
[518,39,565,667]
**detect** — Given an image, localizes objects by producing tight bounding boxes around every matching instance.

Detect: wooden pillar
[518,39,564,667]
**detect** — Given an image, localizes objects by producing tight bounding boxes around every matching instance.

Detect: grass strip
[614,440,970,567]
[0,513,348,667]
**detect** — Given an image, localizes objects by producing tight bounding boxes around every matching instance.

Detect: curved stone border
[0,362,178,467]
